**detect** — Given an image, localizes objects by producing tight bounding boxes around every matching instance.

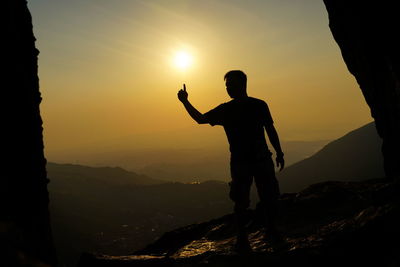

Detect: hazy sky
[28,0,371,158]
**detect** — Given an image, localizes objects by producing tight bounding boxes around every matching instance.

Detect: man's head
[224,70,247,99]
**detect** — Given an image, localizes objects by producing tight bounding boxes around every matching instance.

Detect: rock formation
[1,0,56,266]
[323,0,400,180]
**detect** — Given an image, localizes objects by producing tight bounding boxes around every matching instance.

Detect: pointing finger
[183,84,186,91]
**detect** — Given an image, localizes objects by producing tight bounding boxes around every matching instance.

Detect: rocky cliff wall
[1,0,56,265]
[323,0,400,180]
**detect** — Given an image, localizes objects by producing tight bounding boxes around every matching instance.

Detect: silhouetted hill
[80,178,400,267]
[278,122,384,192]
[47,162,164,187]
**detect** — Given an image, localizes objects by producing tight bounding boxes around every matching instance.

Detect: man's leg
[253,157,280,233]
[230,162,252,250]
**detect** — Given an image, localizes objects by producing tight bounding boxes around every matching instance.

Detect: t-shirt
[204,97,274,161]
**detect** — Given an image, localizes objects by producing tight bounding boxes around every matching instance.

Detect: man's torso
[204,97,274,162]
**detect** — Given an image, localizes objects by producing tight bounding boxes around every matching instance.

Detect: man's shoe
[263,228,287,249]
[234,235,252,253]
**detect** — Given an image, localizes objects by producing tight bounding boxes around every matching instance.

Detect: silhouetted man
[177,70,284,251]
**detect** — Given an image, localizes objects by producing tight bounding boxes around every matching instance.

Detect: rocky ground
[79,178,400,266]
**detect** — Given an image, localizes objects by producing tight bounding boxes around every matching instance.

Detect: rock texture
[323,0,400,180]
[1,0,56,266]
[79,179,400,266]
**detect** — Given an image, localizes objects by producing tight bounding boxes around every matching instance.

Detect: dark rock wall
[323,0,400,180]
[1,0,56,265]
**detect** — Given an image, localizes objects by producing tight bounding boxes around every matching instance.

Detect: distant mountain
[278,122,384,193]
[47,162,164,187]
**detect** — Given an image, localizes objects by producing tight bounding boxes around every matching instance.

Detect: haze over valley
[47,138,329,183]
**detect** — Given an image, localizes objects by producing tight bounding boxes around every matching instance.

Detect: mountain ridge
[47,162,164,186]
[278,122,384,192]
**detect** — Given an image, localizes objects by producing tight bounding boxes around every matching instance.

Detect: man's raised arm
[177,84,208,124]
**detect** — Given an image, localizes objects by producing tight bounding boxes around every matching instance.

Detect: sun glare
[173,51,193,70]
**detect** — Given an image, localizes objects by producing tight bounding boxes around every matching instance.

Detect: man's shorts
[229,153,280,211]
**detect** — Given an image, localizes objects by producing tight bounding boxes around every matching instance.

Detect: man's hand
[178,84,188,102]
[177,84,207,124]
[276,153,285,172]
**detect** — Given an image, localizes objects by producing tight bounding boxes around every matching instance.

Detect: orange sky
[28,0,371,160]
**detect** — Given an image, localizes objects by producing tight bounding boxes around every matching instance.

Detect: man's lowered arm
[177,84,208,124]
[265,124,285,171]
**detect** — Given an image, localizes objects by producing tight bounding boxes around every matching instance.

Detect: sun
[173,51,193,70]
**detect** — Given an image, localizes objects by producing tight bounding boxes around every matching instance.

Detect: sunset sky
[28,0,371,161]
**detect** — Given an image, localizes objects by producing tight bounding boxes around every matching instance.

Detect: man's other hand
[276,153,285,172]
[178,84,188,102]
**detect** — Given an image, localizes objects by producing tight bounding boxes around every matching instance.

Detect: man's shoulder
[248,97,268,106]
[205,101,229,114]
[222,97,269,109]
